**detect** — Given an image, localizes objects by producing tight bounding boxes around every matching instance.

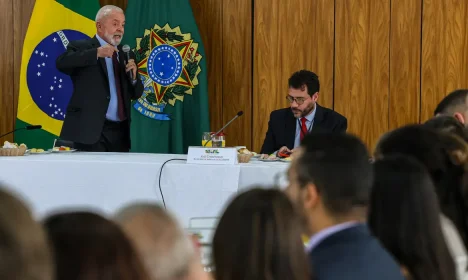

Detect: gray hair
[115,202,195,280]
[95,5,123,22]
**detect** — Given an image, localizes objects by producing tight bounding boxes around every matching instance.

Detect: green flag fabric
[123,0,210,154]
[15,0,100,149]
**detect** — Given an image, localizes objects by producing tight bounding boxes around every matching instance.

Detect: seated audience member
[212,188,310,280]
[0,185,53,280]
[424,115,468,142]
[286,133,404,280]
[260,70,347,155]
[368,155,457,280]
[434,89,468,125]
[43,211,150,280]
[115,203,210,280]
[376,124,468,278]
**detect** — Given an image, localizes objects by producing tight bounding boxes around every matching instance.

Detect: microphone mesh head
[122,45,131,52]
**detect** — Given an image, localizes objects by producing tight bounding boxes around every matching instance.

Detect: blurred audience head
[375,124,468,253]
[286,133,372,235]
[0,184,53,280]
[43,211,149,280]
[424,115,468,142]
[287,69,320,118]
[368,155,456,280]
[213,188,309,280]
[115,203,204,280]
[434,89,468,125]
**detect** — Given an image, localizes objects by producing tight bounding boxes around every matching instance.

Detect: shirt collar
[305,221,360,252]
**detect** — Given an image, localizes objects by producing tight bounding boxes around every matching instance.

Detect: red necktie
[300,117,307,141]
[112,52,126,121]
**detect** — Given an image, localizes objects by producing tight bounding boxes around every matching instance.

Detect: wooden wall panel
[253,0,334,152]
[12,0,34,137]
[389,0,421,129]
[222,0,252,148]
[335,0,390,151]
[421,0,468,122]
[0,0,15,144]
[191,0,224,133]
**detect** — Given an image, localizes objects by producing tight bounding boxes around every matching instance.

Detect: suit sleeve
[56,41,98,75]
[127,50,144,100]
[336,117,348,132]
[260,112,276,154]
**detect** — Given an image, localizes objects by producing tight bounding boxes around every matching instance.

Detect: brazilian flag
[15,0,100,149]
[123,0,210,154]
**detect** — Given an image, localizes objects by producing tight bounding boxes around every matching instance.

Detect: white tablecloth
[0,152,289,226]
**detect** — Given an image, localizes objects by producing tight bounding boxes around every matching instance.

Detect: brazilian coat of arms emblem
[133,24,203,120]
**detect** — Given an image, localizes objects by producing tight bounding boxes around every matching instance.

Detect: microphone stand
[204,114,242,147]
[0,128,25,139]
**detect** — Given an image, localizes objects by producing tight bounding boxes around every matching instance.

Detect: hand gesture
[97,44,118,58]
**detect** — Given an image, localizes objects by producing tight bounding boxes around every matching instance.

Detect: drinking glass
[202,132,211,147]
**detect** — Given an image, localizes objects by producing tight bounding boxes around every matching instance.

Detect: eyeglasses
[286,95,309,105]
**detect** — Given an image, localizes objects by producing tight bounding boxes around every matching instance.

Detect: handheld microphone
[0,125,42,139]
[122,44,133,80]
[203,111,243,147]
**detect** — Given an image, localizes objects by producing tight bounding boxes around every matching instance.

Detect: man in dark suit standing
[56,5,143,152]
[260,70,346,155]
[285,133,404,280]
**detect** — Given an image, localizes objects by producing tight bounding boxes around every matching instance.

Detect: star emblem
[137,30,195,103]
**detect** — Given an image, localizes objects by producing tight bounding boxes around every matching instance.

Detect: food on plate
[30,148,45,153]
[282,157,292,161]
[53,146,71,151]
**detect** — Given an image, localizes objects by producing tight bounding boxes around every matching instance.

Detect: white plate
[27,150,51,155]
[49,148,77,153]
[259,158,279,162]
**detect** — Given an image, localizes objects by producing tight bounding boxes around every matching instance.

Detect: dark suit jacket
[309,225,404,280]
[260,104,347,154]
[56,36,144,146]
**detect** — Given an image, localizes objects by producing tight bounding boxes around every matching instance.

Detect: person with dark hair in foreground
[375,124,468,279]
[212,188,310,280]
[0,185,53,280]
[286,133,404,280]
[434,89,468,125]
[43,211,150,280]
[368,155,456,280]
[260,70,347,155]
[424,115,468,143]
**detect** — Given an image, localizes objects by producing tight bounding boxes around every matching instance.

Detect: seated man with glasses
[260,70,347,156]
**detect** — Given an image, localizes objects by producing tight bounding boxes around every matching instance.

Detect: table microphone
[0,125,42,139]
[203,111,243,147]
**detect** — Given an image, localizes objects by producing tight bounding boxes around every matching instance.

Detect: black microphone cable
[157,158,187,209]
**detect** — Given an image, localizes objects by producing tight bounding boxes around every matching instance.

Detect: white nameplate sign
[187,146,238,165]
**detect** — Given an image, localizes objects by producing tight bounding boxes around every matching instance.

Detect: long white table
[0,152,289,226]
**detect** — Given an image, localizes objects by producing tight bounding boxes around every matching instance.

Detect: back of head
[368,155,456,280]
[376,124,468,254]
[434,89,468,116]
[424,115,468,142]
[213,188,309,280]
[296,133,372,216]
[288,70,320,96]
[115,203,194,280]
[44,211,149,280]
[0,185,53,280]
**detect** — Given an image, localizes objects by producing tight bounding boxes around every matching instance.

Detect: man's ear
[454,112,465,124]
[303,183,320,210]
[312,92,319,102]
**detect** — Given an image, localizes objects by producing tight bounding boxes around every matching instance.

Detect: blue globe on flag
[26,29,90,121]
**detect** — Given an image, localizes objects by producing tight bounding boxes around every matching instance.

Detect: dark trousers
[75,119,130,152]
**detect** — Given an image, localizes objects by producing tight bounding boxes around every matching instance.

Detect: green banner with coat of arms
[124,0,210,154]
